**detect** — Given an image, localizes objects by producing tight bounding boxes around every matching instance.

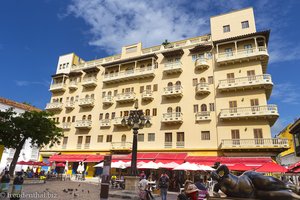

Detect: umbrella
[228,163,255,171]
[111,161,126,169]
[138,161,161,169]
[159,162,180,169]
[173,162,201,171]
[255,162,287,173]
[93,162,103,168]
[56,162,66,167]
[197,165,215,171]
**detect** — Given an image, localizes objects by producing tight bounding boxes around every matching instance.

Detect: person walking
[139,176,149,200]
[158,171,169,200]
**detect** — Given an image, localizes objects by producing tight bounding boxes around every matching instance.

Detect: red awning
[292,167,300,173]
[85,155,104,162]
[228,163,257,171]
[255,162,287,173]
[49,154,89,162]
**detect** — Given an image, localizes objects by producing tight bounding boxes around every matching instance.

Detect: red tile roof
[0,97,41,112]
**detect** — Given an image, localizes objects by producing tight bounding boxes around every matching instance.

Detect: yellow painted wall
[278,124,294,157]
[0,145,4,161]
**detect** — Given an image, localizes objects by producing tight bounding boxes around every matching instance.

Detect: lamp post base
[124,176,140,193]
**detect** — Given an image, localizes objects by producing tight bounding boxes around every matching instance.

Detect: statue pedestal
[124,176,140,193]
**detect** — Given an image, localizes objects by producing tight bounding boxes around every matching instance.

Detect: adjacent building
[42,8,288,163]
[0,97,41,172]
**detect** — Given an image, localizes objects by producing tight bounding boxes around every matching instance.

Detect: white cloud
[272,83,300,104]
[15,80,49,87]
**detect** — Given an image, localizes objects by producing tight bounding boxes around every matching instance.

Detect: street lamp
[121,99,151,176]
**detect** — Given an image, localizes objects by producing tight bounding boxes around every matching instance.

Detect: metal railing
[50,83,65,90]
[62,144,67,149]
[115,92,136,100]
[104,66,154,81]
[84,143,90,149]
[75,120,92,128]
[195,83,209,93]
[218,46,268,60]
[162,112,183,120]
[45,102,63,110]
[163,85,183,93]
[65,101,75,108]
[102,96,113,103]
[220,105,278,118]
[76,144,82,149]
[176,141,185,148]
[111,142,132,150]
[195,58,209,67]
[100,119,111,126]
[219,74,272,87]
[221,138,289,148]
[195,111,211,120]
[142,90,153,98]
[62,122,71,129]
[79,98,95,106]
[164,62,182,71]
[164,142,172,148]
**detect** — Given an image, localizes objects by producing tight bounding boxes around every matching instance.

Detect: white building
[0,97,40,172]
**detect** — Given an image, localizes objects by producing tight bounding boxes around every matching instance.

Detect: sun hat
[185,184,199,194]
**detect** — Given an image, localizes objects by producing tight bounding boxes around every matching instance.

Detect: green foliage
[0,108,63,148]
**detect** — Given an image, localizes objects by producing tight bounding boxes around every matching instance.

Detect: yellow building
[0,145,4,162]
[42,8,289,163]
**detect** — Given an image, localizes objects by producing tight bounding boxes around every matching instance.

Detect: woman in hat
[185,183,200,200]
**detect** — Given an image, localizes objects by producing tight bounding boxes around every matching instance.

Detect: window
[225,48,233,57]
[146,85,151,91]
[102,92,106,97]
[177,132,184,145]
[77,136,83,144]
[62,117,66,123]
[148,133,155,142]
[200,77,206,83]
[201,104,207,112]
[167,107,172,113]
[138,134,144,142]
[99,113,103,120]
[72,116,76,122]
[223,25,230,33]
[67,117,71,122]
[201,131,210,140]
[241,21,249,29]
[209,103,215,112]
[254,129,263,144]
[193,78,198,86]
[247,70,256,81]
[250,99,259,111]
[121,134,126,142]
[227,73,235,83]
[85,136,91,144]
[114,90,118,96]
[140,86,144,93]
[145,109,150,116]
[176,106,181,113]
[208,76,213,84]
[106,135,112,142]
[192,55,197,61]
[229,101,237,112]
[244,44,253,53]
[97,135,103,143]
[152,108,157,116]
[111,112,115,119]
[63,137,68,145]
[105,113,110,119]
[165,133,172,142]
[124,111,129,116]
[231,129,240,145]
[87,115,92,120]
[193,105,199,113]
[153,84,158,91]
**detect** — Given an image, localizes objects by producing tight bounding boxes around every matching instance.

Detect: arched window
[108,91,112,96]
[201,104,207,112]
[105,113,109,119]
[145,109,150,116]
[167,107,172,113]
[67,117,71,122]
[82,115,86,120]
[91,94,94,99]
[167,82,173,87]
[85,94,89,98]
[175,81,181,86]
[200,77,206,83]
[140,64,145,71]
[70,97,74,102]
[88,115,92,120]
[121,134,126,142]
[176,106,181,113]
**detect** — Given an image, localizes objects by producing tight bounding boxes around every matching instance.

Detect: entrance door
[231,129,240,145]
[250,99,259,112]
[229,101,237,113]
[227,73,235,83]
[254,129,263,145]
[247,70,256,81]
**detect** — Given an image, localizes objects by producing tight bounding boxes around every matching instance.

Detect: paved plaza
[1,180,178,200]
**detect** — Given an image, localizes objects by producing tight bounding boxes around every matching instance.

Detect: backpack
[159,175,169,188]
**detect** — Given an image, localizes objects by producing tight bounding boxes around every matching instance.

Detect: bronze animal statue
[211,164,300,200]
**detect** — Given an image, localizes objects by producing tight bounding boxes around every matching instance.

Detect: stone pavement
[0,180,179,200]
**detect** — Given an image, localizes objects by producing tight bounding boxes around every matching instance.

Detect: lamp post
[121,99,151,176]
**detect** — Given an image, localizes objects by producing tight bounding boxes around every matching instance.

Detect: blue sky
[0,0,300,136]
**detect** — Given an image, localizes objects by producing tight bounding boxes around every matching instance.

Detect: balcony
[164,142,172,148]
[65,101,75,109]
[111,142,132,152]
[162,112,183,124]
[69,81,78,90]
[61,122,71,130]
[195,58,209,70]
[113,117,126,126]
[82,77,97,87]
[76,144,82,149]
[218,74,273,98]
[100,119,111,127]
[115,92,136,103]
[78,98,95,108]
[141,90,154,101]
[219,105,279,125]
[84,143,90,149]
[102,96,114,105]
[45,102,63,111]
[162,85,183,98]
[195,111,211,121]
[103,66,155,84]
[216,47,269,69]
[176,142,185,148]
[163,62,183,74]
[221,138,289,150]
[75,120,92,129]
[49,83,66,93]
[195,83,210,95]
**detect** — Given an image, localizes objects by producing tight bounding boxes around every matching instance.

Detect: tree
[0,108,63,176]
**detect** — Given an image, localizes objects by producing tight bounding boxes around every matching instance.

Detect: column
[234,41,237,56]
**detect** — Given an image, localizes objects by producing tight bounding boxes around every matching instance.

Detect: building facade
[42,8,288,160]
[0,97,41,172]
